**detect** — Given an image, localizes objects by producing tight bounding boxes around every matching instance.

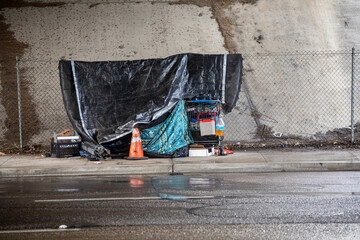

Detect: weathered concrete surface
[227,0,342,53]
[0,65,5,146]
[0,155,172,176]
[222,0,360,141]
[0,155,11,166]
[0,1,226,145]
[1,0,360,146]
[3,1,224,61]
[1,150,360,177]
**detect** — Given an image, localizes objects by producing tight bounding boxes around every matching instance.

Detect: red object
[198,112,216,136]
[126,128,148,160]
[214,149,234,155]
[198,112,216,122]
[129,179,144,188]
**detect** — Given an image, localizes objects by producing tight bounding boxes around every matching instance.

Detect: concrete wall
[3,1,225,61]
[0,0,226,146]
[0,65,5,146]
[222,0,360,141]
[1,0,360,146]
[226,0,360,52]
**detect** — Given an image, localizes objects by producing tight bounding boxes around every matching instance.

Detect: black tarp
[59,53,242,145]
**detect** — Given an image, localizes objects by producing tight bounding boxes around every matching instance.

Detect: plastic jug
[216,115,225,136]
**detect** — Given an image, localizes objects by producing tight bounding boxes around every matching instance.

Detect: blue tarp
[140,100,193,154]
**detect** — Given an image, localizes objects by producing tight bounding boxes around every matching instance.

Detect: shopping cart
[186,100,220,144]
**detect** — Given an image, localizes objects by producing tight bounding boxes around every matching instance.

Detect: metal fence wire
[0,49,359,151]
[354,50,360,140]
[225,50,358,144]
[5,59,72,150]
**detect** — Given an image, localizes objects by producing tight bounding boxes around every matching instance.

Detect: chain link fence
[354,50,360,140]
[0,50,359,151]
[0,59,72,151]
[225,50,360,146]
[19,59,72,147]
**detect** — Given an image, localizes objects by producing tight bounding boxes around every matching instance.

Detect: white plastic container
[189,149,211,157]
[198,112,216,136]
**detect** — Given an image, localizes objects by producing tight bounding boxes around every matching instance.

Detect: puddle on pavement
[0,175,220,195]
[151,175,217,191]
[55,189,80,192]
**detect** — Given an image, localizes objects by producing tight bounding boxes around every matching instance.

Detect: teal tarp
[140,100,193,154]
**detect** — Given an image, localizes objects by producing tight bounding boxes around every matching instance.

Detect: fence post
[16,56,23,150]
[351,48,355,145]
[221,54,227,104]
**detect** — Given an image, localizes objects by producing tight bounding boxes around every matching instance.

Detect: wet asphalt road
[1,172,360,239]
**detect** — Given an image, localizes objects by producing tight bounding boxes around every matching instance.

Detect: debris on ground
[227,138,357,152]
[58,225,68,229]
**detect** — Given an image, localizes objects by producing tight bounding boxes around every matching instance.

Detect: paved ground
[1,150,360,177]
[1,172,360,239]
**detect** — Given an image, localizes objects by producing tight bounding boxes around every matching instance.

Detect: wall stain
[0,1,65,149]
[173,0,263,139]
[172,0,257,53]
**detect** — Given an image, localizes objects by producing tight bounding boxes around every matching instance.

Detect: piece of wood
[50,129,74,142]
[190,145,205,149]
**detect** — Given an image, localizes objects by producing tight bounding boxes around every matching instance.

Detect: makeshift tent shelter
[141,99,193,157]
[59,53,242,157]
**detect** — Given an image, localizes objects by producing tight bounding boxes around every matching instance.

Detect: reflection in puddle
[129,176,145,188]
[152,176,216,191]
[189,178,213,185]
[0,175,220,196]
[55,189,80,192]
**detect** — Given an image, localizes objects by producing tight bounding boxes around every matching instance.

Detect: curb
[1,161,360,177]
[174,161,360,174]
[0,164,172,177]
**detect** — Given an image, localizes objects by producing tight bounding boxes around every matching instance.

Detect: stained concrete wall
[0,0,226,145]
[0,65,5,145]
[1,0,360,147]
[226,0,360,52]
[223,0,360,141]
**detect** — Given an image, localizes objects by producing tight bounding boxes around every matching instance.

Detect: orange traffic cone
[214,149,234,155]
[125,128,148,160]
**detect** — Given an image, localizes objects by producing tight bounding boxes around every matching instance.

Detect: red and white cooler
[198,112,216,136]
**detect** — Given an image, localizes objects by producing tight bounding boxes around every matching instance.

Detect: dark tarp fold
[59,53,242,146]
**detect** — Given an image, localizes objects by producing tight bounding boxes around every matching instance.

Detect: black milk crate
[50,142,81,158]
